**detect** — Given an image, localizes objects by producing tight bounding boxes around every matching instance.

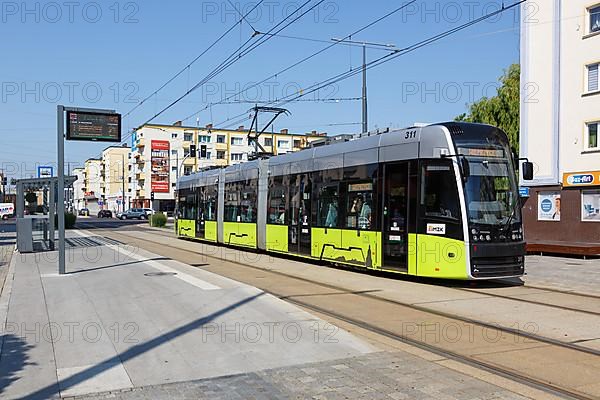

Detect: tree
[456,64,520,152]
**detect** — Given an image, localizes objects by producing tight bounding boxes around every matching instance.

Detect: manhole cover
[144,272,177,277]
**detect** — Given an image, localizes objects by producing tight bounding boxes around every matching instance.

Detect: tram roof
[177,122,499,188]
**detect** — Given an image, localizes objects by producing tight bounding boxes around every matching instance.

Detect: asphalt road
[75,216,149,230]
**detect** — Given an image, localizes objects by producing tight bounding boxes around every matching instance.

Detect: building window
[171,166,178,172]
[587,122,599,149]
[183,166,192,175]
[217,150,226,159]
[293,139,302,148]
[277,140,289,149]
[264,137,273,147]
[588,63,599,93]
[184,133,193,141]
[171,150,178,156]
[171,133,178,139]
[217,135,226,144]
[199,135,210,143]
[231,136,244,145]
[205,151,211,159]
[231,153,243,161]
[590,5,600,33]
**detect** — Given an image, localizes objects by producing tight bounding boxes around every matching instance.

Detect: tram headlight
[479,234,485,241]
[472,235,478,242]
[511,234,516,240]
[471,228,477,235]
[485,234,491,241]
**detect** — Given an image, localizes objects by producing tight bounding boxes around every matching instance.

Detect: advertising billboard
[151,140,170,193]
[538,191,561,221]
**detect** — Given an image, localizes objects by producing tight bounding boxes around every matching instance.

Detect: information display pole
[57,105,120,275]
[57,105,65,274]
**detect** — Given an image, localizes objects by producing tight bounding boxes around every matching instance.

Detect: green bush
[150,212,167,227]
[54,213,77,229]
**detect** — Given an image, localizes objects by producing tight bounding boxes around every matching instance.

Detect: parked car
[142,208,154,217]
[78,208,89,216]
[98,210,113,218]
[117,208,147,220]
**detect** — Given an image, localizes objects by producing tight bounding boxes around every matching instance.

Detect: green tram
[176,122,533,280]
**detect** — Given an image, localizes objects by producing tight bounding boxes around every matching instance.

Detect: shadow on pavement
[0,334,37,397]
[22,292,264,399]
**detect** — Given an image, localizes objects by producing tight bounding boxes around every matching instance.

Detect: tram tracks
[97,228,600,400]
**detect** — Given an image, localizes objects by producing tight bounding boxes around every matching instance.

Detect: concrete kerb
[0,251,16,358]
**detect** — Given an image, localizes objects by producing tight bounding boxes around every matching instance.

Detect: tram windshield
[458,144,520,226]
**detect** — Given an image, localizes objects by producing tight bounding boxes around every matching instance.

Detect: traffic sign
[37,166,54,178]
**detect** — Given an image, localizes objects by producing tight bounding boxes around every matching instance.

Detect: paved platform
[0,231,372,399]
[122,228,600,352]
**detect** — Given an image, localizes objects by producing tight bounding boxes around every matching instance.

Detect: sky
[0,0,521,179]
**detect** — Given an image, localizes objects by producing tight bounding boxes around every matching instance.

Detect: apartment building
[100,146,130,213]
[72,167,85,211]
[520,1,600,251]
[82,159,102,214]
[129,123,324,212]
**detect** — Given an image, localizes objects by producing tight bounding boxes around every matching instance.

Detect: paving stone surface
[69,352,528,400]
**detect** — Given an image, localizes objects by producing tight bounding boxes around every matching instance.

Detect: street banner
[151,140,170,193]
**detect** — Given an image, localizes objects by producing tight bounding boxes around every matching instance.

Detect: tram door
[195,187,205,239]
[383,163,409,271]
[289,173,312,256]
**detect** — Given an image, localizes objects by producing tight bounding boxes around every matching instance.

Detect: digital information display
[66,111,121,142]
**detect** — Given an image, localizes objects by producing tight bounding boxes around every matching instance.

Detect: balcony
[183,157,195,166]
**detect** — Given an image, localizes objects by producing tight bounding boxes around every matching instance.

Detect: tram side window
[224,182,239,222]
[290,173,311,226]
[346,182,374,230]
[204,185,217,221]
[240,178,258,223]
[421,163,461,220]
[182,190,197,220]
[317,185,339,228]
[268,176,287,224]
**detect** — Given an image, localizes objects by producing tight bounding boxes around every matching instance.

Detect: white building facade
[520,0,600,250]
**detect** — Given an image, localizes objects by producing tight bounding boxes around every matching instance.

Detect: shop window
[582,190,600,221]
[587,122,599,149]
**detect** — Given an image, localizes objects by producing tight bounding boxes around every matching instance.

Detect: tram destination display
[66,111,121,142]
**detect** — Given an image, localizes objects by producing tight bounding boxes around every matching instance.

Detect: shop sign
[563,171,600,187]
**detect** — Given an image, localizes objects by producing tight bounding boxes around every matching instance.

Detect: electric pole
[331,38,399,133]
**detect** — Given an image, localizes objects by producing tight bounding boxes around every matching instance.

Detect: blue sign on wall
[519,187,530,197]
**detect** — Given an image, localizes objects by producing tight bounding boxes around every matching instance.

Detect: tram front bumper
[469,242,526,278]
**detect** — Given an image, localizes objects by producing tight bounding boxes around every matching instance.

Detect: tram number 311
[405,130,417,139]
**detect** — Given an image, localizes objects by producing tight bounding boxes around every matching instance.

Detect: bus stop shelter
[15,176,76,252]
